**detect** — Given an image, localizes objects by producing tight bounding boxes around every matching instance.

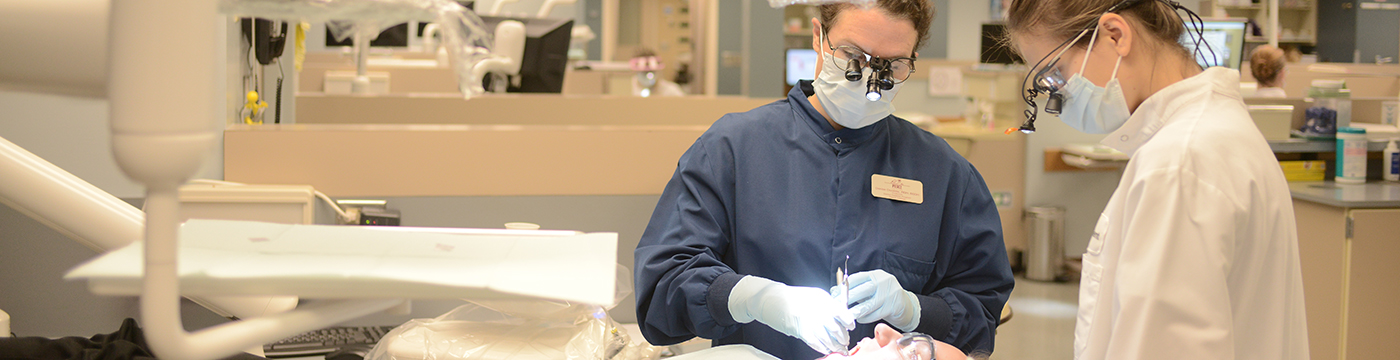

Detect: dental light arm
[0,136,143,254]
[470,20,525,94]
[107,2,406,359]
[0,0,295,322]
[0,135,300,321]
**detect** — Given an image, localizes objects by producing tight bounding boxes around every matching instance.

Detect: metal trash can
[1024,206,1065,282]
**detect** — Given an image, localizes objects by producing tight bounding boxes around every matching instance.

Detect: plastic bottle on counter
[1303,80,1351,137]
[1336,127,1368,184]
[1385,138,1399,182]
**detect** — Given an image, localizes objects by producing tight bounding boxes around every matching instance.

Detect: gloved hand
[730,275,855,354]
[842,270,921,331]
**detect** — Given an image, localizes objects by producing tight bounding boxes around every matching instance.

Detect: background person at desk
[1250,45,1287,98]
[1005,0,1310,359]
[629,48,687,97]
[633,1,1014,359]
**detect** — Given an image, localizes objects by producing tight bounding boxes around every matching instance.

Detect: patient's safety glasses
[894,333,936,360]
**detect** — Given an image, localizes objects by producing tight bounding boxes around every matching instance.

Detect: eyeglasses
[1031,57,1068,99]
[894,333,937,360]
[821,28,917,84]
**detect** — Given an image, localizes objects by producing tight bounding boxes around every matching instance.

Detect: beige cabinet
[927,127,1027,257]
[1293,200,1400,360]
[1203,0,1318,45]
[1342,209,1400,359]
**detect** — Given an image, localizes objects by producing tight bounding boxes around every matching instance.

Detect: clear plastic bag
[767,0,875,7]
[365,265,660,360]
[219,0,494,98]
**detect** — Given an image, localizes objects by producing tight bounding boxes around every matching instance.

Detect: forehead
[827,7,918,57]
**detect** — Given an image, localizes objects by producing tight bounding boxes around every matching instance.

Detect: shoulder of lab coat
[1090,68,1309,360]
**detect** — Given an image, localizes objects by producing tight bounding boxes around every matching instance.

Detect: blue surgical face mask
[1058,25,1132,134]
[812,33,901,129]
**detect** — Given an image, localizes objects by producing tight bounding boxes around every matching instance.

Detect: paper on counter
[65,219,618,306]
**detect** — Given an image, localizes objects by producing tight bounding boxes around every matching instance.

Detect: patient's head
[818,323,970,360]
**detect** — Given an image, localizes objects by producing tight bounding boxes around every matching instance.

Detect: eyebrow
[835,40,915,59]
[825,29,914,58]
[827,33,870,54]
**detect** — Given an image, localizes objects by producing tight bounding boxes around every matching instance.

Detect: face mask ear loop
[1078,23,1102,75]
[1109,54,1123,81]
[1050,29,1091,78]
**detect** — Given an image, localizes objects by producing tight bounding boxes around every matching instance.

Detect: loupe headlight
[864,61,895,101]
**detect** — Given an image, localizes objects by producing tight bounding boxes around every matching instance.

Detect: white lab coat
[1252,87,1287,98]
[1076,67,1310,360]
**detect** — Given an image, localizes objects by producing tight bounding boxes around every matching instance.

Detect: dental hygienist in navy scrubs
[633,1,1014,359]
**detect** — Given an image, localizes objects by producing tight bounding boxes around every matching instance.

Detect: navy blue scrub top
[634,81,1014,360]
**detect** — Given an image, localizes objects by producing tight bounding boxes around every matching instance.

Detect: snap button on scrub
[1119,135,1128,141]
[834,137,843,144]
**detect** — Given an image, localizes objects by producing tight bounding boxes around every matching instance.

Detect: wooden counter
[224,124,707,197]
[295,93,776,126]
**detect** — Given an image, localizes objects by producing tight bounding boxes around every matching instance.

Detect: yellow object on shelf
[242,91,267,125]
[1280,160,1326,182]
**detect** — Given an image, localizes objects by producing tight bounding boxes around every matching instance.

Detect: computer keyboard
[262,325,397,358]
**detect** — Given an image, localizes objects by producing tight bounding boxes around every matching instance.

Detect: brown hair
[1004,0,1190,60]
[1250,45,1286,86]
[819,0,936,55]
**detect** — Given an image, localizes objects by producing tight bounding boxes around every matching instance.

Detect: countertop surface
[1289,181,1400,208]
[925,123,1022,141]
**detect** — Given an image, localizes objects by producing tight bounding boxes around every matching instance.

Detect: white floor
[991,276,1080,360]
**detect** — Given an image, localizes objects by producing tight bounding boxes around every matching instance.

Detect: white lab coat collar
[1100,67,1242,156]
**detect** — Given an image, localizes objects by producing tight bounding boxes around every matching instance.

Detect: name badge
[871,174,923,204]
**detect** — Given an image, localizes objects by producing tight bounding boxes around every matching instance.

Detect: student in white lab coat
[1003,0,1310,359]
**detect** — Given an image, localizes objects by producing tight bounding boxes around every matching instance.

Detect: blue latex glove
[729,275,855,354]
[843,269,921,331]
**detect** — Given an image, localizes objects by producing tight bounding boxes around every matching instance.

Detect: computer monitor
[980,23,1023,64]
[786,48,818,86]
[1179,19,1247,70]
[478,16,573,93]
